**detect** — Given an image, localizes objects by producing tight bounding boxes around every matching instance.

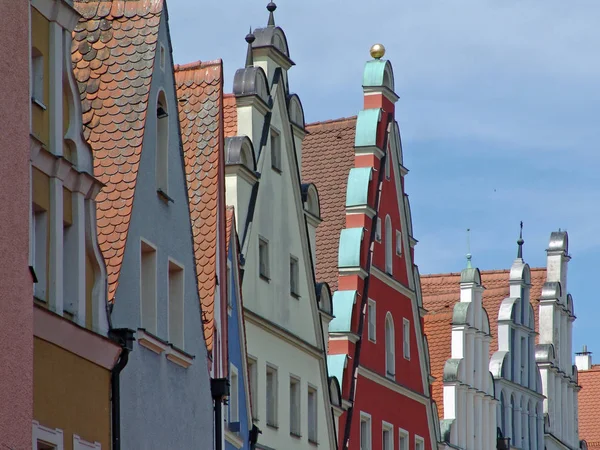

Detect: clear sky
[167,0,600,361]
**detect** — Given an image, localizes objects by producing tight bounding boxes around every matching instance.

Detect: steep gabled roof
[174,60,224,353]
[71,0,164,302]
[421,267,547,415]
[579,365,600,448]
[301,117,357,292]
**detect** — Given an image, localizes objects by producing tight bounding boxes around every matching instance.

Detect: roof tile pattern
[579,366,600,448]
[71,0,163,302]
[421,267,546,414]
[174,60,223,352]
[223,94,237,138]
[302,117,357,291]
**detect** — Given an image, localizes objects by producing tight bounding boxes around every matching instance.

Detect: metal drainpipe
[109,328,135,450]
[211,378,230,450]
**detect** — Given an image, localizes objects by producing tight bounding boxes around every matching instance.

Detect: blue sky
[167,1,600,360]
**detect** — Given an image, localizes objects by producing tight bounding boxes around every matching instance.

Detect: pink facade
[0,1,33,448]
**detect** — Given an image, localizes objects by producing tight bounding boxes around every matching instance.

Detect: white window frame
[32,421,64,450]
[271,127,282,171]
[167,257,185,349]
[229,364,239,424]
[308,384,318,444]
[395,230,402,256]
[248,355,258,420]
[227,261,233,315]
[382,421,394,450]
[289,375,301,436]
[259,236,270,280]
[403,318,411,360]
[375,217,382,242]
[290,255,300,297]
[266,363,278,427]
[367,299,376,342]
[140,238,158,335]
[73,435,101,450]
[31,48,45,108]
[360,412,372,450]
[385,215,393,274]
[385,312,395,379]
[398,428,409,450]
[156,90,169,196]
[415,435,424,450]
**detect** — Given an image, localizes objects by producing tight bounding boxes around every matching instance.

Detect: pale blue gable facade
[226,218,255,450]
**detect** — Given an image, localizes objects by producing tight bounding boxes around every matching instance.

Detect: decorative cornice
[357,365,430,405]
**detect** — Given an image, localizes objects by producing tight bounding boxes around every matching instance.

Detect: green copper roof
[363,59,393,88]
[327,354,348,383]
[345,167,372,207]
[329,290,357,332]
[338,228,364,268]
[460,267,481,284]
[354,109,381,147]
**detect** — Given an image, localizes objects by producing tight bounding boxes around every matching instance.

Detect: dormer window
[156,91,169,198]
[271,128,281,172]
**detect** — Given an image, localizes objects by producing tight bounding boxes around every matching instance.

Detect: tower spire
[517,221,524,259]
[245,27,255,68]
[267,2,276,26]
[466,228,472,269]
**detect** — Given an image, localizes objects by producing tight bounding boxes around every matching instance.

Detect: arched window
[510,394,516,443]
[521,397,527,447]
[385,215,392,274]
[385,312,395,379]
[156,90,169,195]
[499,391,506,436]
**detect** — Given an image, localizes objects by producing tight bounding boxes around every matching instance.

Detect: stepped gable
[579,366,600,449]
[223,94,237,138]
[421,267,546,413]
[301,116,357,292]
[71,0,164,302]
[174,60,224,353]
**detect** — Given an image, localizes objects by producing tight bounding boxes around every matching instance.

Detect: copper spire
[245,27,255,68]
[267,2,276,26]
[517,221,524,259]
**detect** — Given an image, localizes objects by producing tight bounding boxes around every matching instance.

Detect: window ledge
[271,165,282,174]
[308,438,319,446]
[266,423,279,430]
[32,97,47,110]
[291,292,301,300]
[137,328,169,354]
[290,431,302,439]
[225,429,244,449]
[157,188,174,203]
[260,274,271,283]
[165,344,195,368]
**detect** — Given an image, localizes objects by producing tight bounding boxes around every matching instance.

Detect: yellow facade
[34,337,112,450]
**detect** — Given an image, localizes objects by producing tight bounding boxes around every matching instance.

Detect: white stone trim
[165,346,194,369]
[382,420,394,450]
[359,411,372,450]
[371,265,416,301]
[137,328,168,355]
[398,428,409,450]
[32,421,64,450]
[73,435,101,450]
[225,430,244,449]
[357,365,430,405]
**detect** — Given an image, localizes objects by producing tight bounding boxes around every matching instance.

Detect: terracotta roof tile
[301,117,357,292]
[421,267,547,413]
[71,0,163,302]
[174,59,223,352]
[223,94,237,138]
[579,366,600,448]
[226,206,234,251]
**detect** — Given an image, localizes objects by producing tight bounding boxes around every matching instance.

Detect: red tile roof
[421,267,547,415]
[579,366,600,448]
[223,94,237,138]
[301,117,357,291]
[174,60,224,353]
[71,0,163,302]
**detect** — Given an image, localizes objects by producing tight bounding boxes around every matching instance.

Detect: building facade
[72,1,213,447]
[31,0,122,448]
[1,0,32,447]
[302,47,439,450]
[576,346,595,449]
[223,4,338,449]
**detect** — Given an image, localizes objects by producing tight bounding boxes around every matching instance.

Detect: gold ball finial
[370,43,385,59]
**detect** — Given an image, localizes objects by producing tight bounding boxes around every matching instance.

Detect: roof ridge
[306,116,357,128]
[174,59,223,72]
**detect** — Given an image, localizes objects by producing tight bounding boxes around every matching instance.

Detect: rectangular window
[33,209,48,301]
[415,436,424,450]
[271,128,281,171]
[383,422,393,450]
[289,376,301,436]
[159,44,165,70]
[266,365,278,427]
[141,240,157,335]
[248,356,258,420]
[230,365,239,427]
[290,255,299,297]
[367,299,376,342]
[396,230,402,256]
[74,434,101,449]
[385,148,391,179]
[33,421,64,450]
[360,413,372,450]
[521,336,526,381]
[375,218,382,242]
[168,259,184,348]
[403,318,410,360]
[31,48,45,106]
[308,386,318,443]
[259,237,270,280]
[227,263,233,312]
[399,429,409,450]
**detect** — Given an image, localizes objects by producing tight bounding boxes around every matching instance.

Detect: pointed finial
[245,27,255,68]
[466,228,472,269]
[267,2,277,27]
[517,221,524,259]
[370,43,386,60]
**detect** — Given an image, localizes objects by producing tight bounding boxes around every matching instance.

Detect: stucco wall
[34,337,111,450]
[109,16,213,448]
[0,1,33,448]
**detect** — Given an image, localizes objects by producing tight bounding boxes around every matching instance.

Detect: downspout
[109,328,135,450]
[211,378,230,450]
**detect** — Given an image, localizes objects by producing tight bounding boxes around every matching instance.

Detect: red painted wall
[0,1,33,448]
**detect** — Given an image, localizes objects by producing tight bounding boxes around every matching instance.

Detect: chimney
[576,345,592,371]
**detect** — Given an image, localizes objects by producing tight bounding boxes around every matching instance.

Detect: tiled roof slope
[71,0,164,302]
[579,366,600,448]
[226,206,234,251]
[421,267,546,414]
[223,94,237,138]
[301,117,357,292]
[174,60,224,353]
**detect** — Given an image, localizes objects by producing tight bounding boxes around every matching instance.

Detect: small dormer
[225,136,258,233]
